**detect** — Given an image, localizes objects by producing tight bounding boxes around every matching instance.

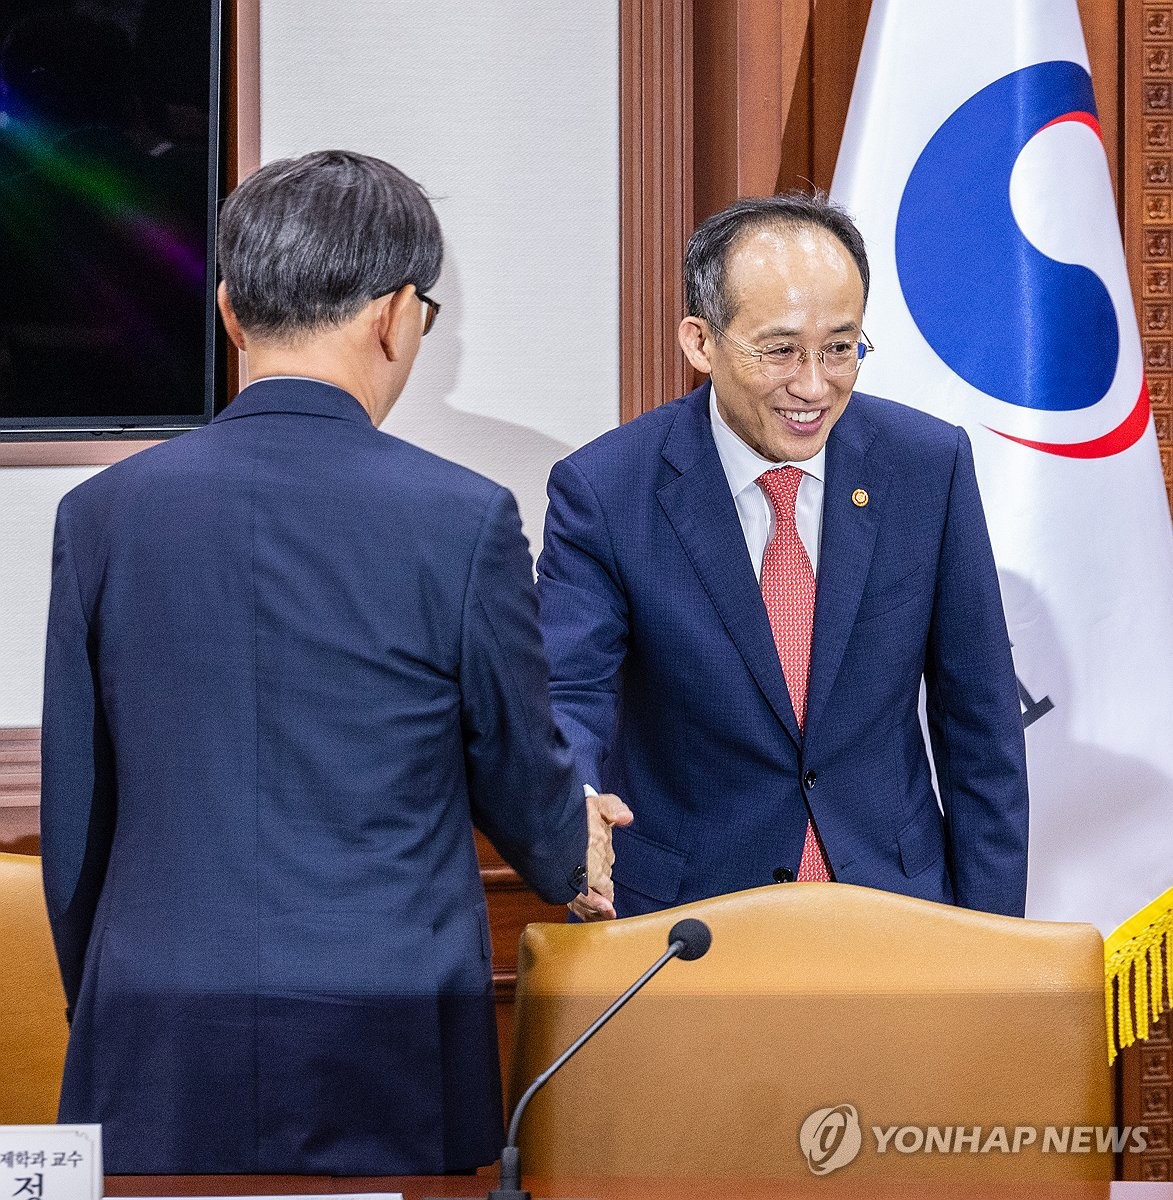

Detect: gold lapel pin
[852,488,869,507]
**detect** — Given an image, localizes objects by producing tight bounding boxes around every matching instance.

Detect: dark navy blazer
[40,379,587,1174]
[536,382,1028,919]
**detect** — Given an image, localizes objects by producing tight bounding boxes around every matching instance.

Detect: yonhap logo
[800,1105,863,1175]
[798,1105,1148,1174]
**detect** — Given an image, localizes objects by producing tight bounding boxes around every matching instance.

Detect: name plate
[0,1127,101,1200]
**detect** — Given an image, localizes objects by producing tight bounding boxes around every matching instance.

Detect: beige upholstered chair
[508,883,1112,1182]
[0,853,68,1122]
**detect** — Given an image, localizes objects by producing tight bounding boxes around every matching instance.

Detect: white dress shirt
[709,388,825,579]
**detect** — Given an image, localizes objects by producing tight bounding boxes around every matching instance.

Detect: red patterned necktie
[757,466,832,882]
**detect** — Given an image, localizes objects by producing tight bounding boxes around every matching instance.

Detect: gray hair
[684,191,870,330]
[217,149,443,340]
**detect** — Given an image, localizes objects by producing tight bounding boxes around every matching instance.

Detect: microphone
[486,918,712,1200]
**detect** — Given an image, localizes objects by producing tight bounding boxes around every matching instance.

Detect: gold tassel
[1137,955,1150,1043]
[1151,931,1161,1017]
[1119,959,1135,1058]
[1106,973,1117,1063]
[1105,888,1173,1064]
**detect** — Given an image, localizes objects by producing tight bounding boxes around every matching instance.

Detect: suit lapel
[805,401,888,737]
[657,387,802,746]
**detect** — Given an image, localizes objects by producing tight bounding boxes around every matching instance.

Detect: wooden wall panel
[1079,0,1122,196]
[771,1,1117,196]
[807,0,870,193]
[693,0,804,222]
[773,0,871,195]
[0,729,40,855]
[227,0,260,397]
[619,0,693,421]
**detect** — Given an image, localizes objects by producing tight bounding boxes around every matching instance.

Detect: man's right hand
[570,791,633,922]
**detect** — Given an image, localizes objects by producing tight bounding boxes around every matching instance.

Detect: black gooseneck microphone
[486,918,713,1200]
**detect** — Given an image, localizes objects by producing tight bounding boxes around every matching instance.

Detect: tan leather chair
[0,853,68,1122]
[508,883,1113,1182]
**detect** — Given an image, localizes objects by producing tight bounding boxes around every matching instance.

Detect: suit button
[571,864,587,888]
[803,770,817,789]
[773,866,795,883]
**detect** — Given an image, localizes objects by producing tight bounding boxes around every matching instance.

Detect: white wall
[0,2,620,726]
[0,466,98,726]
[260,0,620,544]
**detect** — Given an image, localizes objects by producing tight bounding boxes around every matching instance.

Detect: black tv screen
[0,0,226,438]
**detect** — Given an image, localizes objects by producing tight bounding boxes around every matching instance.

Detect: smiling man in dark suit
[39,149,629,1176]
[538,192,1027,922]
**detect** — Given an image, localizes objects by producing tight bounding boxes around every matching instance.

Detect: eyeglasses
[713,326,874,380]
[418,291,441,336]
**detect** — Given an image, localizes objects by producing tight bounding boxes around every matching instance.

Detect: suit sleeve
[459,486,588,904]
[40,497,117,1014]
[535,456,629,788]
[924,427,1029,917]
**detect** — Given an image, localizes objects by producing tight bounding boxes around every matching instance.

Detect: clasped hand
[569,791,633,921]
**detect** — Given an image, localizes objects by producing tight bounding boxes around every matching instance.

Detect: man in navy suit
[538,193,1028,922]
[40,150,629,1175]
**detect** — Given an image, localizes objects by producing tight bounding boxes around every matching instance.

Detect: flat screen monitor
[0,0,226,439]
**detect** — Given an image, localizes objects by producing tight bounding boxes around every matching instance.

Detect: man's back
[41,378,586,1173]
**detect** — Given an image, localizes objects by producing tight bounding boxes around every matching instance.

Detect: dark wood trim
[619,0,694,422]
[493,973,519,1000]
[224,0,241,401]
[232,0,261,184]
[227,0,261,397]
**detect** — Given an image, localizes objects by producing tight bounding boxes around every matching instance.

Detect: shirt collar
[709,386,827,499]
[215,377,371,424]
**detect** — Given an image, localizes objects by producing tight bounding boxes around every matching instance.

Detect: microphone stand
[487,918,711,1200]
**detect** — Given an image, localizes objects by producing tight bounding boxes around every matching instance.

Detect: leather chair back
[0,853,68,1122]
[508,883,1112,1181]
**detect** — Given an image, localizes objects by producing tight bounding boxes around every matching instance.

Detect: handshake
[573,791,634,922]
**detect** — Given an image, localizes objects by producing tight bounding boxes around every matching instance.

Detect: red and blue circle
[895,60,1149,458]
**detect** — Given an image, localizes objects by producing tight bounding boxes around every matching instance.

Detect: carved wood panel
[1122,1006,1173,1180]
[1120,1,1173,1177]
[1133,3,1173,509]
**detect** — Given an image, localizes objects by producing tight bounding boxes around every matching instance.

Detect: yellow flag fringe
[1105,887,1173,1064]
